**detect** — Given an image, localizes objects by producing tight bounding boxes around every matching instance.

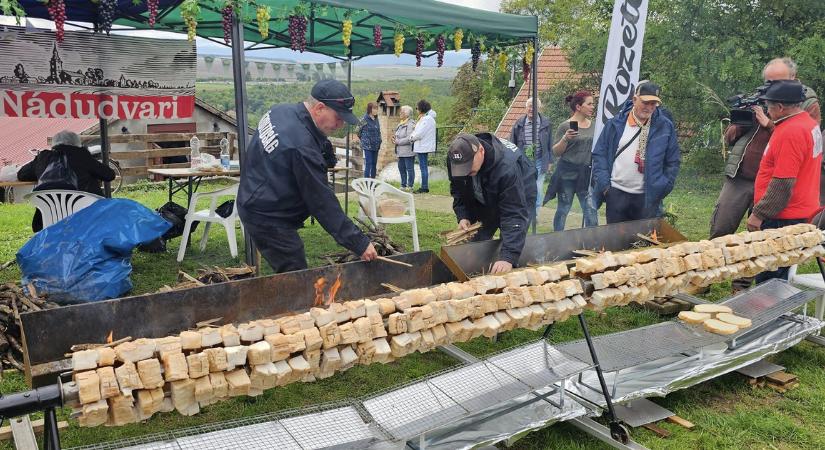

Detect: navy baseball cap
[635,81,662,104]
[448,134,481,177]
[760,79,806,103]
[311,79,359,125]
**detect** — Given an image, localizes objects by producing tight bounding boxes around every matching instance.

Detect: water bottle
[219,138,230,172]
[189,136,201,169]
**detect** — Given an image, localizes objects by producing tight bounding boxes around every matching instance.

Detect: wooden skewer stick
[381,283,404,293]
[636,232,662,246]
[375,256,413,268]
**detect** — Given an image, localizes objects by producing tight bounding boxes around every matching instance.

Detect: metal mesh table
[719,279,822,347]
[67,403,384,450]
[485,341,591,390]
[554,321,723,372]
[361,340,590,442]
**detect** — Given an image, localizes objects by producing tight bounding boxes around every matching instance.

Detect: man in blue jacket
[447,133,537,274]
[591,81,681,223]
[238,79,377,273]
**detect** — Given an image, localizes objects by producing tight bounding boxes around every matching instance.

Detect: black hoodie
[448,133,537,264]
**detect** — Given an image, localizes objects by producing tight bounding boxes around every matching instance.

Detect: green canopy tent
[116,0,538,59]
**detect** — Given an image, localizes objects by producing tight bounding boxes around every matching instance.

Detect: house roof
[0,117,99,166]
[495,47,578,140]
[377,91,401,107]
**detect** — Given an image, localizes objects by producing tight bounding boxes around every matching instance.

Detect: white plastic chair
[788,264,825,333]
[177,184,242,262]
[26,189,103,228]
[351,178,419,251]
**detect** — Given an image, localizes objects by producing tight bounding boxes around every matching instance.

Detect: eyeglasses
[318,97,355,108]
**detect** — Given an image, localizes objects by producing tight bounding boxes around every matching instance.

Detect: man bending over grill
[447,133,537,274]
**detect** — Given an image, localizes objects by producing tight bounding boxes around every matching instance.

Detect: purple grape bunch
[471,41,481,71]
[435,34,445,67]
[221,5,233,45]
[98,0,116,35]
[47,0,66,43]
[289,15,308,52]
[373,24,382,49]
[415,34,424,67]
[147,0,159,27]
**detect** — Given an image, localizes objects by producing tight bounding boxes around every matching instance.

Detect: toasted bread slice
[678,311,711,324]
[716,313,752,329]
[703,318,739,335]
[693,304,733,315]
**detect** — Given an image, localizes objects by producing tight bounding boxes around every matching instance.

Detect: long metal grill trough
[361,340,589,442]
[20,250,457,386]
[67,403,386,450]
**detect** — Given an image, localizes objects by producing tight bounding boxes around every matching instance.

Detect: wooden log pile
[324,217,404,264]
[0,283,60,371]
[69,224,824,427]
[157,266,256,292]
[440,222,483,246]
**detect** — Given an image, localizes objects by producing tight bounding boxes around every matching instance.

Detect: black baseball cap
[448,134,481,177]
[311,79,359,125]
[760,79,806,103]
[635,81,662,103]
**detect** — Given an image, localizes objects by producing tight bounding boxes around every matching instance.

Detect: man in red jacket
[747,80,823,282]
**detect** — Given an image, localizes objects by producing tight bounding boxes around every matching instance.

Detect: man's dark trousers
[605,186,659,224]
[242,219,308,273]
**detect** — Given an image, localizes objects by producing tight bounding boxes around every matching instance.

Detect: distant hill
[197,47,465,82]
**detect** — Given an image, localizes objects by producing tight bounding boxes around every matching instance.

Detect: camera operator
[746,80,822,282]
[709,58,819,291]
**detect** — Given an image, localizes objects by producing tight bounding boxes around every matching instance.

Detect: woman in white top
[408,99,436,193]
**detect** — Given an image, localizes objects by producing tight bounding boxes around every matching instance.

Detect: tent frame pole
[344,56,352,215]
[531,37,538,234]
[230,11,255,270]
[99,117,111,198]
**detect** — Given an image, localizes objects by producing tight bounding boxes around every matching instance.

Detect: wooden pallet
[640,415,695,438]
[638,296,693,315]
[745,370,799,393]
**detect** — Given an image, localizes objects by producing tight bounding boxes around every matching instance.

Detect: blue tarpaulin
[17,198,171,303]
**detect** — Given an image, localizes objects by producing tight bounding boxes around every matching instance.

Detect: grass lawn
[0,170,823,449]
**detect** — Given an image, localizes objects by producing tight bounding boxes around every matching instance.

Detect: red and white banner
[592,0,650,147]
[0,28,195,119]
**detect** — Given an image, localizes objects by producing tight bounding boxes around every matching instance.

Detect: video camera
[727,82,772,126]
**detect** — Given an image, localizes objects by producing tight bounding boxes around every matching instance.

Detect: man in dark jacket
[591,81,681,223]
[448,133,537,274]
[17,130,115,231]
[237,79,377,273]
[510,97,552,210]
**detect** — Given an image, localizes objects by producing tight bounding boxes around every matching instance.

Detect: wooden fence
[71,132,238,178]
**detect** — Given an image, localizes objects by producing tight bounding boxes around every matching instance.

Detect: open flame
[313,277,327,307]
[327,275,342,305]
[651,229,659,243]
[106,330,113,344]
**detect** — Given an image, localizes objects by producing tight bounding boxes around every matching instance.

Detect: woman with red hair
[546,90,598,230]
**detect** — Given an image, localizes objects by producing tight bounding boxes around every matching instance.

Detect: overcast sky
[440,0,502,11]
